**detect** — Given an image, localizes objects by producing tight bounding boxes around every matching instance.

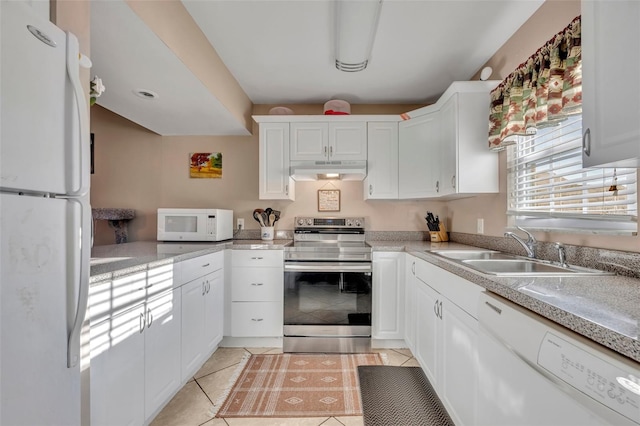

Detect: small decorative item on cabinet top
[318,189,340,212]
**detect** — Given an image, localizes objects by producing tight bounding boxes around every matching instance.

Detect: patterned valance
[488,16,582,151]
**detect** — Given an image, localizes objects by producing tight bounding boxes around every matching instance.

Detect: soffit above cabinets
[90,0,251,136]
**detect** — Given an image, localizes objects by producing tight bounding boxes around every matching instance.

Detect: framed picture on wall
[318,189,340,212]
[189,152,222,178]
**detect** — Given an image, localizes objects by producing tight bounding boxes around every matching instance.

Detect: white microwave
[157,208,233,241]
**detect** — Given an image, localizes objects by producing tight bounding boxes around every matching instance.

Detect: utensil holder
[261,226,274,241]
[429,223,449,242]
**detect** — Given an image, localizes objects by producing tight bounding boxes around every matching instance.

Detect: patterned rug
[213,353,384,418]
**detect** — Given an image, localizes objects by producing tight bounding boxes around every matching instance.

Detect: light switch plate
[477,218,484,234]
[237,218,244,230]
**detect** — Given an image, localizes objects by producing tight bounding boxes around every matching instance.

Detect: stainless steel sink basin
[431,250,515,260]
[430,250,613,276]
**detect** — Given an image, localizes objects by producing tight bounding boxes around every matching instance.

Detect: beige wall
[90,105,445,244]
[91,0,639,252]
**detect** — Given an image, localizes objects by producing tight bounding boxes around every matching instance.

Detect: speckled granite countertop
[375,241,640,363]
[90,240,292,283]
[91,239,639,362]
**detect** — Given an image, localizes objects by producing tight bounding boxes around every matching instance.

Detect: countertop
[90,239,640,363]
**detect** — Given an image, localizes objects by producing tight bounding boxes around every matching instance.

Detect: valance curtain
[488,16,582,151]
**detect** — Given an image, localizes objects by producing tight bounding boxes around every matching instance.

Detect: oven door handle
[284,262,372,273]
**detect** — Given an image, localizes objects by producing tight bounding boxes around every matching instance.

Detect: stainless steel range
[284,217,372,353]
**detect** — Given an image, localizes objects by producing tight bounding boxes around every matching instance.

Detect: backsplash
[233,229,640,279]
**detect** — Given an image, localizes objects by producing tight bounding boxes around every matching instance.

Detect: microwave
[157,208,233,241]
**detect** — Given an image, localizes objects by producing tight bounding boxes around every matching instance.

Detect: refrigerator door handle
[66,32,90,197]
[66,196,90,368]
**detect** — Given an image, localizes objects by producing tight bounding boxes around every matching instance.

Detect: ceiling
[90,0,544,136]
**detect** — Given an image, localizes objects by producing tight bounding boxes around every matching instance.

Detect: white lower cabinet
[230,250,283,337]
[403,255,418,352]
[372,252,404,340]
[90,250,225,426]
[412,256,483,426]
[181,268,224,381]
[90,288,182,426]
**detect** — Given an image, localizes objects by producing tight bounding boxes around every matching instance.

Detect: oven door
[283,261,372,352]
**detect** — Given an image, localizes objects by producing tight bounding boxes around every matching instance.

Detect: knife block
[429,223,449,242]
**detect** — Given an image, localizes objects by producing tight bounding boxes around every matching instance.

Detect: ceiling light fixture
[334,0,383,72]
[133,89,159,100]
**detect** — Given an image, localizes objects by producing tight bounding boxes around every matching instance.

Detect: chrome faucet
[555,242,569,268]
[504,226,537,258]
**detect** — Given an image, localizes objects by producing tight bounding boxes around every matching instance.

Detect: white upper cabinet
[439,88,499,198]
[365,122,398,199]
[290,122,367,161]
[258,123,294,200]
[400,81,499,199]
[582,0,640,168]
[398,111,441,199]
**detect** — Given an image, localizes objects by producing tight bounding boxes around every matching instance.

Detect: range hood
[290,160,367,181]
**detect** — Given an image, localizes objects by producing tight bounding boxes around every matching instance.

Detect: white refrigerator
[0,2,91,425]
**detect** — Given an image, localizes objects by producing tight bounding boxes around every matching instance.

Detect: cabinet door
[290,122,328,160]
[204,269,224,354]
[144,289,181,419]
[439,94,458,196]
[440,298,479,426]
[90,304,146,426]
[180,278,205,381]
[403,255,417,352]
[365,122,398,199]
[328,122,367,161]
[582,1,640,168]
[259,122,294,200]
[398,112,440,198]
[414,278,441,387]
[372,252,404,340]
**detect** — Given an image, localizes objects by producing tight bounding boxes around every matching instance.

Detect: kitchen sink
[431,250,516,260]
[430,250,614,276]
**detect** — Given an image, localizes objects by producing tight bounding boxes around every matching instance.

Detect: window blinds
[507,117,638,234]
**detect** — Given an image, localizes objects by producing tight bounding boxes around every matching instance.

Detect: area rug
[358,366,454,426]
[213,353,384,418]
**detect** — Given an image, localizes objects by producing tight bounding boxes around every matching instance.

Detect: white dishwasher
[477,291,640,426]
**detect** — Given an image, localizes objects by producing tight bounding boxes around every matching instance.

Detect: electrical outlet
[237,218,244,230]
[477,218,484,234]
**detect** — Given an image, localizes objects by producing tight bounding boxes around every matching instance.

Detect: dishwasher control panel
[538,332,640,423]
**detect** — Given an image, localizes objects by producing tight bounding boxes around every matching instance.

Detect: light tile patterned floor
[150,348,417,426]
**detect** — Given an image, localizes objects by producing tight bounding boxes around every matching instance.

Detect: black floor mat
[358,366,455,426]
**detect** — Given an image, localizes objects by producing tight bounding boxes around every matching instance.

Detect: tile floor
[151,347,419,426]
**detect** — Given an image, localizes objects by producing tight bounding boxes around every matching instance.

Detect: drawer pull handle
[251,283,264,286]
[251,318,264,322]
[251,257,264,260]
[202,263,210,267]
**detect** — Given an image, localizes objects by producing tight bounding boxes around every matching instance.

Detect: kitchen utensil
[253,209,265,227]
[269,213,275,226]
[273,210,281,224]
[261,211,269,227]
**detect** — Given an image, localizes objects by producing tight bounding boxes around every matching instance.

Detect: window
[507,116,638,234]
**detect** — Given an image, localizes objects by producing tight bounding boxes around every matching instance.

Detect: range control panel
[295,217,364,228]
[538,332,640,423]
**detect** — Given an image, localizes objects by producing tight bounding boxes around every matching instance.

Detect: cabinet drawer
[231,268,283,302]
[232,250,283,268]
[231,302,283,337]
[179,251,223,285]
